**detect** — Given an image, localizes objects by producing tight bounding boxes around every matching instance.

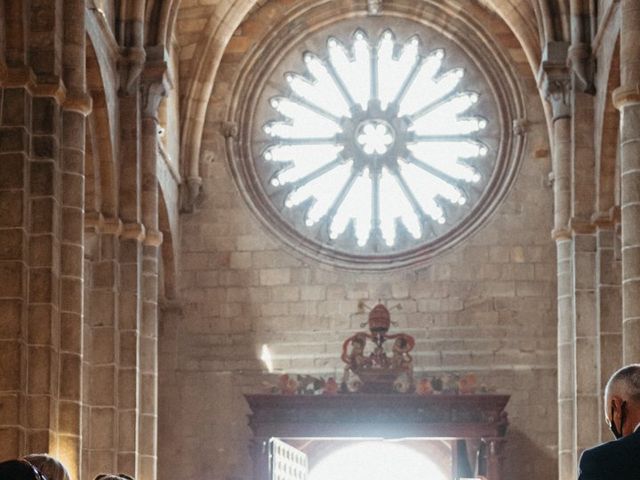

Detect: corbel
[537,42,572,120]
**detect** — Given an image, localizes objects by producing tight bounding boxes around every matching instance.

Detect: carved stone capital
[181,176,203,213]
[544,79,572,120]
[102,216,123,235]
[141,46,172,119]
[569,218,596,234]
[144,228,164,247]
[121,222,146,242]
[64,92,93,116]
[567,43,595,94]
[552,227,572,241]
[538,42,571,120]
[142,80,168,120]
[613,84,640,110]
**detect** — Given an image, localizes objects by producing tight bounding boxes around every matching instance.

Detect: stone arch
[85,24,120,219]
[177,0,545,212]
[596,36,621,216]
[178,0,264,200]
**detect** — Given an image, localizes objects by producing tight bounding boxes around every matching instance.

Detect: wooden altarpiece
[245,393,510,480]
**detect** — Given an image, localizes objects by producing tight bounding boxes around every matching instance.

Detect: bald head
[605,364,640,404]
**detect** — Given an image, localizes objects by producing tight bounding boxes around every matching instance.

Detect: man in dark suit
[578,364,640,479]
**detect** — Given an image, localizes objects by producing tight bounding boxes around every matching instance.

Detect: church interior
[0,0,637,479]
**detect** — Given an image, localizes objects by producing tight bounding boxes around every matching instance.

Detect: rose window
[228,13,523,269]
[262,29,489,249]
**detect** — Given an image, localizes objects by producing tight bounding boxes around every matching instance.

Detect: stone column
[116,51,144,477]
[85,227,121,479]
[57,2,90,477]
[573,232,599,452]
[571,79,600,454]
[0,78,33,460]
[540,41,574,480]
[597,226,622,440]
[137,57,169,480]
[613,0,640,363]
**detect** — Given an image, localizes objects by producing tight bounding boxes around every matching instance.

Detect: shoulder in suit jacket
[578,430,640,480]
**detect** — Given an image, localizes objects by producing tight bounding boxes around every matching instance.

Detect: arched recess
[178,0,259,199]
[482,0,544,70]
[595,37,621,216]
[85,23,120,219]
[178,0,544,212]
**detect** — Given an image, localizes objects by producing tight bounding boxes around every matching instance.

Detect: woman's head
[23,454,70,480]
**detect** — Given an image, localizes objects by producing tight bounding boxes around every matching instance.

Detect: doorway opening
[307,440,448,480]
[272,437,480,480]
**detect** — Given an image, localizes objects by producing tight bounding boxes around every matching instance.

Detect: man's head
[604,364,640,439]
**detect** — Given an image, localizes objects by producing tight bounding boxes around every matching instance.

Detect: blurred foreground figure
[578,364,640,479]
[0,459,48,480]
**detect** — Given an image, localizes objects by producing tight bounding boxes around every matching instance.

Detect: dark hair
[606,364,640,403]
[0,460,48,480]
[23,454,69,480]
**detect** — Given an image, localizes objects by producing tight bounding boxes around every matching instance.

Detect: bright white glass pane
[411,92,478,125]
[412,114,486,135]
[378,33,419,110]
[266,98,342,139]
[271,97,341,126]
[308,441,447,480]
[379,168,421,245]
[287,60,351,119]
[330,32,371,110]
[267,146,343,186]
[399,160,466,206]
[330,168,372,245]
[397,160,445,221]
[407,143,481,183]
[328,37,366,111]
[400,68,464,118]
[396,51,446,116]
[264,121,337,139]
[409,140,487,160]
[265,144,343,163]
[286,160,353,225]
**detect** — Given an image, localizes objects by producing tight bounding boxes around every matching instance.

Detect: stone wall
[158,3,558,480]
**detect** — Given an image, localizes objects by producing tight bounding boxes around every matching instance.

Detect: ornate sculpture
[341,303,415,393]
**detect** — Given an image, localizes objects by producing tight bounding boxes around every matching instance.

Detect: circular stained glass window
[229,15,522,269]
[264,29,488,248]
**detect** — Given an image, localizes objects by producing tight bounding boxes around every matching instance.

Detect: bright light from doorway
[308,441,447,480]
[261,344,274,373]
